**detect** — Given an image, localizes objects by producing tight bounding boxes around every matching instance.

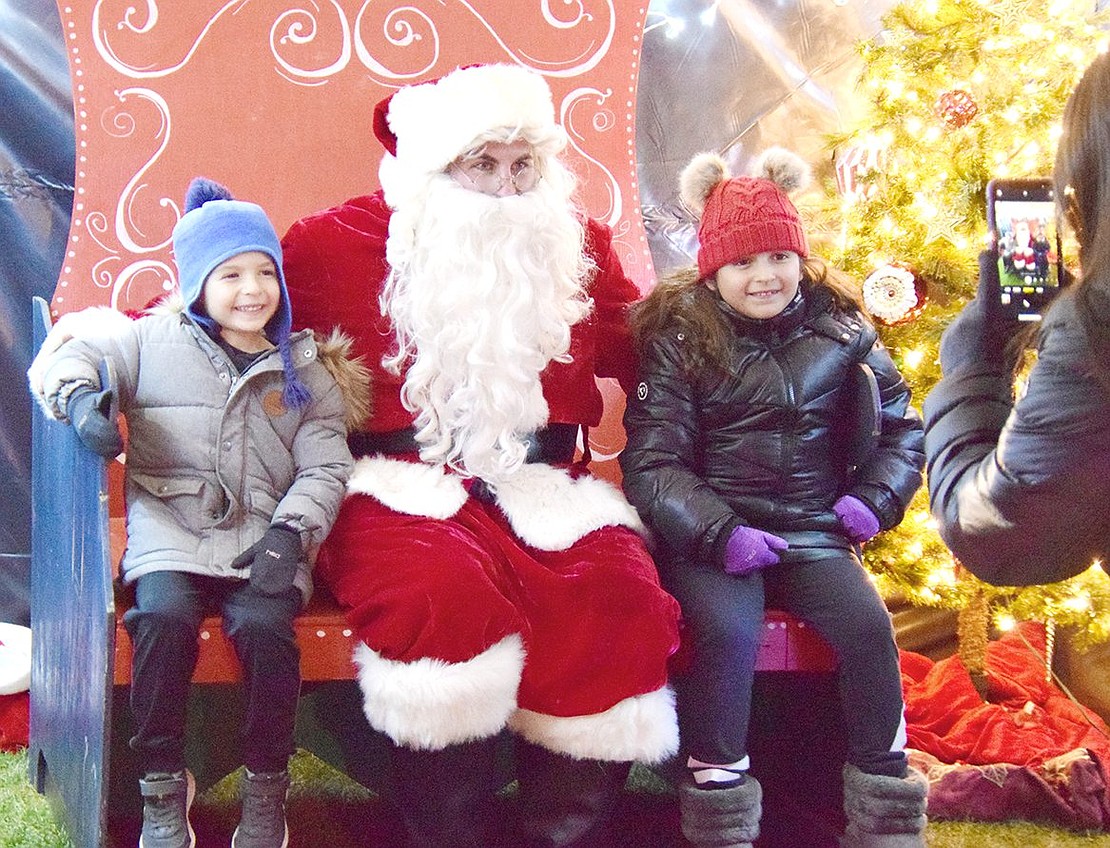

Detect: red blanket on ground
[902,622,1110,829]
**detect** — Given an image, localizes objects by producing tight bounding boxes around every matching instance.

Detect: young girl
[620,149,928,848]
[31,179,361,848]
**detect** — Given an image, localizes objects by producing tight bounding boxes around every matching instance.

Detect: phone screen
[988,180,1061,321]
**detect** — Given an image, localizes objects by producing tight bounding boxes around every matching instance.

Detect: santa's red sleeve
[584,217,640,396]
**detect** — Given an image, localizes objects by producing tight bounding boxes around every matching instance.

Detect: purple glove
[724,526,789,576]
[833,495,881,544]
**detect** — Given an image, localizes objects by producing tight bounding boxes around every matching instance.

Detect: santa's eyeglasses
[448,156,540,196]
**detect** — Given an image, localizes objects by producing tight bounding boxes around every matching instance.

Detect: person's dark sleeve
[924,299,1110,585]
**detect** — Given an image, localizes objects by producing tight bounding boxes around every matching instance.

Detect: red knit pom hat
[679,148,811,279]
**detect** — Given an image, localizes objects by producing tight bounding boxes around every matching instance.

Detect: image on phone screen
[991,189,1060,321]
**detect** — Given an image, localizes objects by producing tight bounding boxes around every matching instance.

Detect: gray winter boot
[232,769,290,848]
[840,764,928,848]
[678,778,762,848]
[138,770,195,848]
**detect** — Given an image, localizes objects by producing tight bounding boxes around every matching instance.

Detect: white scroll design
[282,1,617,84]
[452,0,615,77]
[560,86,621,227]
[352,5,441,83]
[107,258,177,311]
[79,86,178,307]
[105,88,178,254]
[272,2,354,84]
[89,1,618,85]
[83,217,175,308]
[92,0,248,78]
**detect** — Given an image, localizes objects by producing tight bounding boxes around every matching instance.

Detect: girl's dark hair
[629,256,866,373]
[1055,51,1110,371]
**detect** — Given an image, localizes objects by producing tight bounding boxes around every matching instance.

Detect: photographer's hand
[938,249,1026,376]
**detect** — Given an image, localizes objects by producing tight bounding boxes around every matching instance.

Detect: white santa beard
[383,176,594,483]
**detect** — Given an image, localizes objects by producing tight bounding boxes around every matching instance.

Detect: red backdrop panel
[53,0,653,477]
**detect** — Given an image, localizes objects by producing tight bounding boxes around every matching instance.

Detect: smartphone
[986,178,1064,322]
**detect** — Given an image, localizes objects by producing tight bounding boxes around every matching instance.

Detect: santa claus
[281,64,681,848]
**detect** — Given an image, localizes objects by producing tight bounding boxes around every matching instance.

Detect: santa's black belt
[348,429,421,456]
[348,423,579,465]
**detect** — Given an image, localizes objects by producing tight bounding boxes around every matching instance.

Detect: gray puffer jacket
[35,309,353,604]
[925,288,1110,586]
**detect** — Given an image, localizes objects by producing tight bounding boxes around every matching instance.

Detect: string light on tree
[815,0,1110,650]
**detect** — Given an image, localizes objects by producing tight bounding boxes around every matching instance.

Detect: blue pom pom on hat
[172,177,310,408]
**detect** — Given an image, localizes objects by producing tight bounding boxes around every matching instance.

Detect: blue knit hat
[172,177,310,408]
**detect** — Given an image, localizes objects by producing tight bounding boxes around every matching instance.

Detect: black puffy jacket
[621,284,925,566]
[924,289,1110,585]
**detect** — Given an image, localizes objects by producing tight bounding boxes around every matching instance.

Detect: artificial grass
[0,747,71,848]
[4,746,1110,847]
[928,820,1110,846]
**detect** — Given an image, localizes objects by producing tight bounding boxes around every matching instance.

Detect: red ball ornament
[935,89,978,129]
[862,263,928,325]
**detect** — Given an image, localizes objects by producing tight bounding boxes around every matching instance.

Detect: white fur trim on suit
[508,686,679,764]
[345,455,468,519]
[27,306,134,416]
[493,464,645,551]
[0,623,32,695]
[353,634,525,750]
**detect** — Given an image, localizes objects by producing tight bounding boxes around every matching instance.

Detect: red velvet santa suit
[282,190,681,762]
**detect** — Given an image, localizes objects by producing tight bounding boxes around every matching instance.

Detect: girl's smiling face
[708,250,802,319]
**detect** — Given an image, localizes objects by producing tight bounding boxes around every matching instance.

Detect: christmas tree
[810,0,1110,658]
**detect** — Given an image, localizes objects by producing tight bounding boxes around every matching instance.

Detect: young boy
[30,178,358,848]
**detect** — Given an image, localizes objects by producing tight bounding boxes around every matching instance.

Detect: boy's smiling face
[202,251,281,351]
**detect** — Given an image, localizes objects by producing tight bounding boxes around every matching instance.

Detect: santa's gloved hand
[723,526,789,576]
[66,385,123,458]
[938,249,1025,376]
[231,524,302,596]
[833,495,881,544]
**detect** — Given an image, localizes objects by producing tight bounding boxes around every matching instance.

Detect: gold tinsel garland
[957,573,991,700]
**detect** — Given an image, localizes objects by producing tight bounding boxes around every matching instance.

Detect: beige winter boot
[840,763,928,848]
[678,777,762,848]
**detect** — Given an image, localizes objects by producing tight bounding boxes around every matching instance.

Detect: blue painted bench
[26,295,838,848]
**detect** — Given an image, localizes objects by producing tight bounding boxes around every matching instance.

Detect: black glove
[67,385,123,458]
[938,249,1025,376]
[231,524,302,596]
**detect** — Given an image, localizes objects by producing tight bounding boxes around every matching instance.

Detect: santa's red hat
[374,64,562,209]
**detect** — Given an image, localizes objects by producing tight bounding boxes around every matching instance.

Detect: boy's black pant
[123,570,301,776]
[662,547,906,778]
